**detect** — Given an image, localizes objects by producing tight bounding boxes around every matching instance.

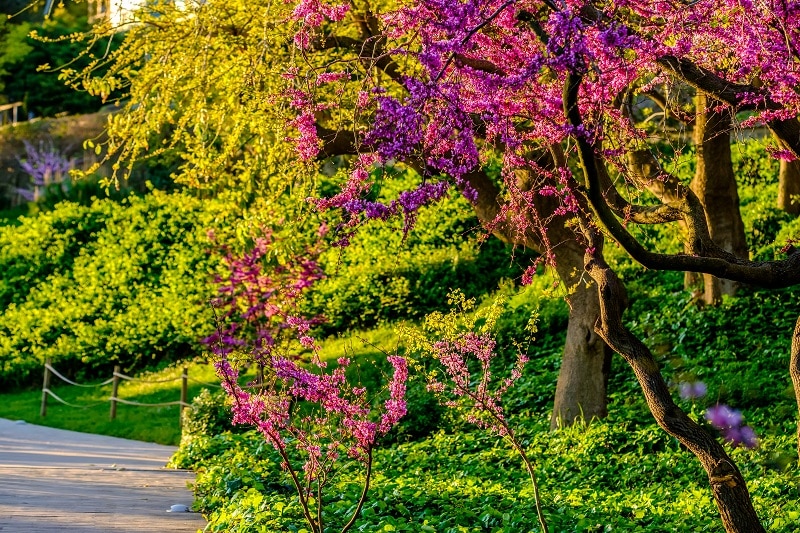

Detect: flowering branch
[401,292,548,532]
[206,232,407,533]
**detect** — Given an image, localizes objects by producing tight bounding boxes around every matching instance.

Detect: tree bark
[691,94,749,304]
[550,240,613,427]
[463,169,612,427]
[584,248,766,533]
[778,159,800,215]
[790,316,800,460]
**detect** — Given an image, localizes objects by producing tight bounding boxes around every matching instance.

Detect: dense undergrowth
[0,179,521,390]
[169,156,800,530]
[173,276,800,532]
[0,190,236,388]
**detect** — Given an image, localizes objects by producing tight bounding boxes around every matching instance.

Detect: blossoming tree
[75,0,800,530]
[277,0,800,530]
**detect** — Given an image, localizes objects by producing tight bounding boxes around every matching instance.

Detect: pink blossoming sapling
[404,291,549,533]
[427,332,547,532]
[206,233,408,533]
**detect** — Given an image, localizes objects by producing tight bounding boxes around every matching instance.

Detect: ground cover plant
[172,276,800,532]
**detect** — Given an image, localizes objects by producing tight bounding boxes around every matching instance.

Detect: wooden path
[0,418,206,532]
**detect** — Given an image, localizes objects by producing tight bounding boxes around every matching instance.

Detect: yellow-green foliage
[0,190,239,388]
[72,0,335,191]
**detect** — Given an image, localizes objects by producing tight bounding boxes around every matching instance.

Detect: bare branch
[643,89,696,126]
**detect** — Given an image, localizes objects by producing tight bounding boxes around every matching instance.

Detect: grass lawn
[0,361,227,445]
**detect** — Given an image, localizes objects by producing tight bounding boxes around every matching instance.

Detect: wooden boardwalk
[0,418,206,532]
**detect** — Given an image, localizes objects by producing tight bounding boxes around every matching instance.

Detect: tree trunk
[584,248,766,533]
[550,240,613,427]
[463,168,613,427]
[790,316,800,460]
[692,94,748,304]
[778,158,800,215]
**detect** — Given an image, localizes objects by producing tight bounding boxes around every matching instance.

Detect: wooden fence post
[40,358,51,417]
[110,365,121,420]
[180,367,188,428]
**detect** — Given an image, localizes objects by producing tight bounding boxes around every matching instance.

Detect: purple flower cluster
[203,231,325,360]
[706,404,758,449]
[676,381,758,449]
[16,140,74,202]
[365,96,424,160]
[678,381,708,400]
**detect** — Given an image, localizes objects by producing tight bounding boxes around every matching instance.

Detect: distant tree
[0,5,110,117]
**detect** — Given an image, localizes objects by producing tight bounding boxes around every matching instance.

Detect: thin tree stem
[277,446,319,533]
[317,479,323,532]
[510,436,549,533]
[462,387,549,532]
[340,448,373,533]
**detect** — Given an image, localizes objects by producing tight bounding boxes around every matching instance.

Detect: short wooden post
[180,367,188,427]
[110,365,121,420]
[40,359,52,417]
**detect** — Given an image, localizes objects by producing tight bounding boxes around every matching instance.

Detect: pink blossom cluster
[291,0,349,49]
[203,231,325,360]
[429,332,528,436]
[278,0,800,256]
[215,351,408,479]
[207,234,409,490]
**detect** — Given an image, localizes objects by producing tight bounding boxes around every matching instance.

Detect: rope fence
[40,358,222,428]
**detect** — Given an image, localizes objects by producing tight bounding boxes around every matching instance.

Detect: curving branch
[310,34,404,84]
[657,56,800,157]
[582,238,766,533]
[643,89,696,126]
[594,152,685,224]
[564,71,800,288]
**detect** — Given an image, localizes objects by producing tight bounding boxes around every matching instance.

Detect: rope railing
[112,397,189,408]
[44,363,115,388]
[187,376,223,388]
[42,388,108,410]
[40,358,222,428]
[112,370,185,384]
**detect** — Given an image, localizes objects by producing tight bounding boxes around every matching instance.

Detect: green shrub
[0,190,239,388]
[182,388,238,439]
[308,182,533,334]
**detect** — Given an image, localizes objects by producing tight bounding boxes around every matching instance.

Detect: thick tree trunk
[584,248,765,533]
[550,241,613,427]
[790,316,800,460]
[692,94,748,304]
[464,168,612,427]
[778,159,800,215]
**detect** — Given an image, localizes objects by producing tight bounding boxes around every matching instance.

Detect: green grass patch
[0,361,230,445]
